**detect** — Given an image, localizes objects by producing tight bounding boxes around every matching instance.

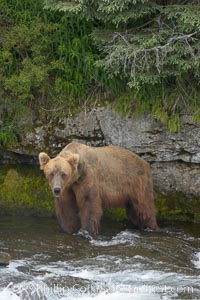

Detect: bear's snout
[54,187,61,197]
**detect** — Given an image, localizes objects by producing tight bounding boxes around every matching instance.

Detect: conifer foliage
[0,0,99,145]
[0,0,200,147]
[45,0,200,131]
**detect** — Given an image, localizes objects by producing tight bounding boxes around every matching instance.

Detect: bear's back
[62,142,150,177]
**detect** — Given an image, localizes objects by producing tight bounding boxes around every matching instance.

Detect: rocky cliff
[2,107,200,197]
[1,107,200,220]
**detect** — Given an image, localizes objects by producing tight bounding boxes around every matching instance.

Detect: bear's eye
[61,172,66,178]
[49,171,54,178]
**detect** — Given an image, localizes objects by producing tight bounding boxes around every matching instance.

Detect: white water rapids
[0,217,199,300]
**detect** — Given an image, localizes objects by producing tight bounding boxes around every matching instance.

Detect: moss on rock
[155,192,200,222]
[0,165,54,216]
[104,192,200,223]
[104,208,126,220]
[0,165,199,223]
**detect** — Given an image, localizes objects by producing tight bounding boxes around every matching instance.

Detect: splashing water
[0,217,199,300]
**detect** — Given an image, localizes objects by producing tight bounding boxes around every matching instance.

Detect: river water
[0,216,199,300]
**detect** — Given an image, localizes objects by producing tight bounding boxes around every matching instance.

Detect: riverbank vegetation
[0,0,200,147]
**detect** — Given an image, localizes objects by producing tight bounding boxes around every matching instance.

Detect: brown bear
[39,142,158,236]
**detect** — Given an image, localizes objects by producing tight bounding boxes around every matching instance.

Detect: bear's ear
[68,154,79,171]
[39,152,50,170]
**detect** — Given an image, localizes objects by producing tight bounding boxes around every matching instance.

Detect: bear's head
[39,152,79,198]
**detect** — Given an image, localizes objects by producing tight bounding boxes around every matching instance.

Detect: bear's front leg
[56,189,80,234]
[80,206,103,237]
[75,190,103,237]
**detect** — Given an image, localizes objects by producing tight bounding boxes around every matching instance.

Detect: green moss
[105,193,200,224]
[0,165,54,216]
[105,193,200,223]
[104,208,126,220]
[194,213,200,221]
[155,192,200,222]
[0,165,199,223]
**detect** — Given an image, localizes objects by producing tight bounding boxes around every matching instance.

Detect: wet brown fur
[39,142,158,236]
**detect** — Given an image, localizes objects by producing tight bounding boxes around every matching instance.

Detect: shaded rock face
[1,107,200,198]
